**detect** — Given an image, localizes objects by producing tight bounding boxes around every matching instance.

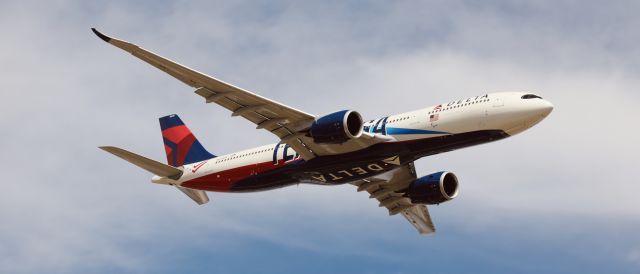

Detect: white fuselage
[154,92,553,191]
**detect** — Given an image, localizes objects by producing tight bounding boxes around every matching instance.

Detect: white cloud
[1,0,639,273]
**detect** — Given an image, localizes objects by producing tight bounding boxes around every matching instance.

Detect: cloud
[627,248,640,264]
[1,0,639,273]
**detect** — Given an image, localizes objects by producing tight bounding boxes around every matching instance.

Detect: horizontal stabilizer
[100,146,183,179]
[176,186,210,205]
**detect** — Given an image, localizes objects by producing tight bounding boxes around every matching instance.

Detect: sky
[1,0,639,273]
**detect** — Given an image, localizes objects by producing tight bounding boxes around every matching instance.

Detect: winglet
[91,28,111,43]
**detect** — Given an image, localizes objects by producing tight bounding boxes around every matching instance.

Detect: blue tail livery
[159,114,214,166]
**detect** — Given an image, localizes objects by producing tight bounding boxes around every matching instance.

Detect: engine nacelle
[405,171,459,204]
[308,110,363,144]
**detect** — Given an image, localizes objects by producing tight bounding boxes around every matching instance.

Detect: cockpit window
[521,94,542,99]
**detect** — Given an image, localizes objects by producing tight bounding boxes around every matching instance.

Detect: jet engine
[308,110,363,144]
[405,171,459,204]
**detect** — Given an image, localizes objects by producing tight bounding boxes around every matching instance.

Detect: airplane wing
[350,162,436,234]
[92,29,391,160]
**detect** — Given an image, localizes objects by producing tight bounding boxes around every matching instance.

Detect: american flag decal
[430,113,439,122]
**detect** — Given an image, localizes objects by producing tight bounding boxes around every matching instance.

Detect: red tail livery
[159,114,214,167]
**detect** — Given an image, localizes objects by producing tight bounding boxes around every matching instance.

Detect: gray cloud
[1,0,639,273]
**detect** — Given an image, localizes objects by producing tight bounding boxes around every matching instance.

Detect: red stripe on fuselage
[180,160,294,192]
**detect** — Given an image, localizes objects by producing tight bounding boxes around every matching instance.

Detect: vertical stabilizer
[159,114,214,167]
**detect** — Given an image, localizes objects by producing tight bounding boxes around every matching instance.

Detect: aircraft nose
[539,100,554,116]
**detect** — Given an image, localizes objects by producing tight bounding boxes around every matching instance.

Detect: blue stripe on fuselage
[385,127,449,135]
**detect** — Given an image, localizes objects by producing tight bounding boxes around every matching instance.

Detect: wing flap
[401,205,436,234]
[350,162,437,235]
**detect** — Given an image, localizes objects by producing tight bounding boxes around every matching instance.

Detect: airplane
[92,28,553,234]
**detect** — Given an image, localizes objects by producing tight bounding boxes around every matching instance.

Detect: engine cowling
[405,171,459,204]
[308,110,363,144]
